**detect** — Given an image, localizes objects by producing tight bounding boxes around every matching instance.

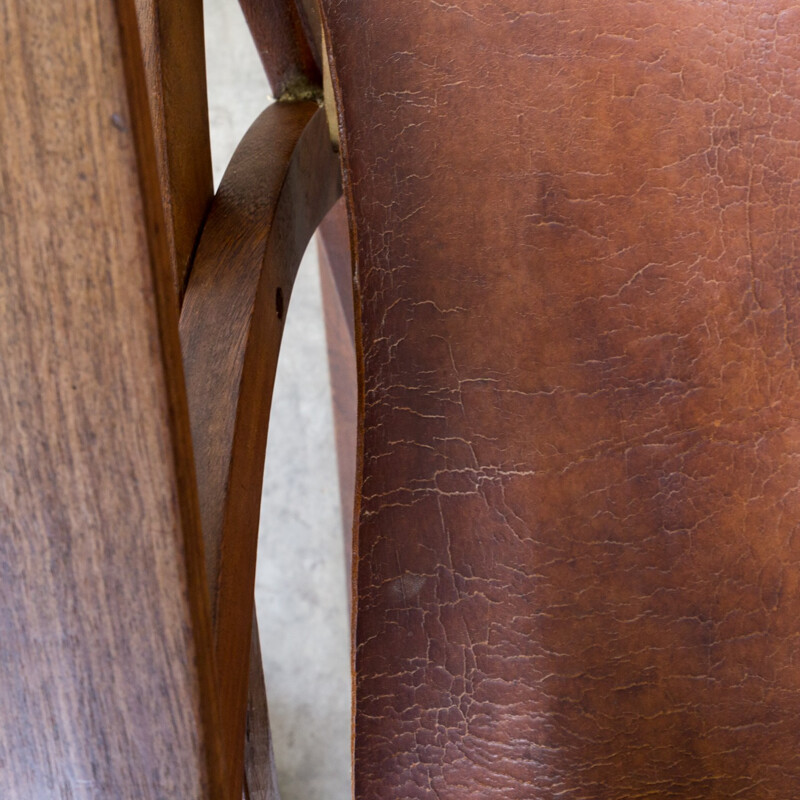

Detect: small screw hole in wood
[275,287,284,320]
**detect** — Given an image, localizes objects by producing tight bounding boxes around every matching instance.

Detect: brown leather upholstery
[322,1,800,796]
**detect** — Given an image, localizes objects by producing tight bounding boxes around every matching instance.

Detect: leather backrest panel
[323,3,800,796]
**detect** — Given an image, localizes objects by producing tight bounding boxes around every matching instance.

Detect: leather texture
[323,1,800,797]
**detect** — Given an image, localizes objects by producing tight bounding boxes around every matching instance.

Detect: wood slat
[318,199,358,586]
[135,0,214,304]
[238,0,321,100]
[321,1,800,796]
[0,0,225,795]
[180,102,341,800]
[243,614,282,800]
[293,0,324,70]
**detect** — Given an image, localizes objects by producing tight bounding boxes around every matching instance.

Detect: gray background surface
[204,3,353,797]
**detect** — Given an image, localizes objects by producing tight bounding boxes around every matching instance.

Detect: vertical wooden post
[0,0,225,795]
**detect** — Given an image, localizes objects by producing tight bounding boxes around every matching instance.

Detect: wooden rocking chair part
[244,614,282,800]
[237,0,321,101]
[180,101,341,800]
[135,0,214,304]
[9,0,800,796]
[0,0,226,795]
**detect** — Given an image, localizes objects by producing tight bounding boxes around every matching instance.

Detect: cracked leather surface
[322,1,800,796]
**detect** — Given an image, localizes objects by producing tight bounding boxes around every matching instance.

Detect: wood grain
[293,0,324,70]
[322,1,800,796]
[180,102,341,800]
[135,0,214,304]
[238,0,321,100]
[243,614,282,800]
[318,199,357,583]
[0,0,225,796]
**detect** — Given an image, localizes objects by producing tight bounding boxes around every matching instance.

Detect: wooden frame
[1,0,343,797]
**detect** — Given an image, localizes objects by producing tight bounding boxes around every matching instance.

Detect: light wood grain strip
[293,0,323,70]
[238,0,321,100]
[135,0,214,304]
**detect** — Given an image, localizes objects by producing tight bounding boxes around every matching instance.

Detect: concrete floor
[204,3,353,798]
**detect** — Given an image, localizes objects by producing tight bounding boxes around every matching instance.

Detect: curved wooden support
[294,0,324,70]
[135,0,213,304]
[180,102,341,800]
[318,199,357,593]
[322,2,800,797]
[244,614,281,800]
[0,0,226,796]
[238,0,321,100]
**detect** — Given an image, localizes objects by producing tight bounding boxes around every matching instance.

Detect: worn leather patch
[323,2,800,796]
